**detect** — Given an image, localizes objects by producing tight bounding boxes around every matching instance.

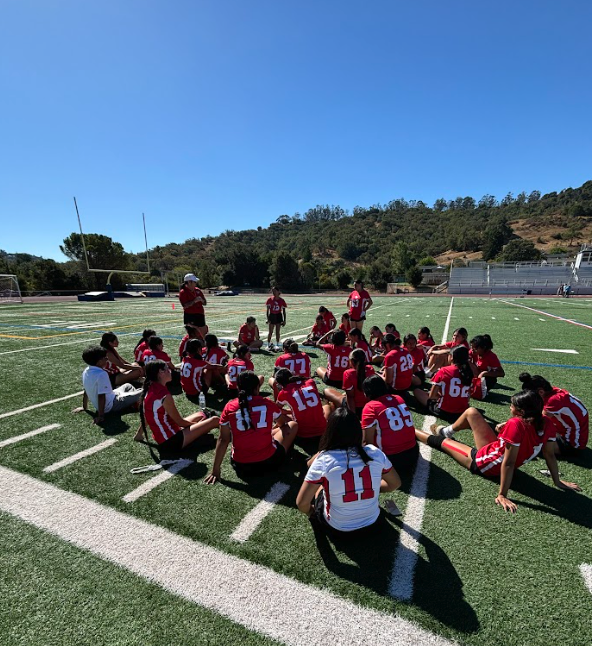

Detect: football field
[0,295,591,646]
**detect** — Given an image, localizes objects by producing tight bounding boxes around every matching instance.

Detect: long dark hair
[135,328,155,350]
[470,334,494,351]
[451,346,473,386]
[348,328,367,344]
[349,349,367,391]
[139,360,167,443]
[233,344,249,360]
[148,335,163,351]
[318,407,372,464]
[237,370,261,430]
[204,333,219,350]
[275,367,303,389]
[332,330,346,346]
[418,326,434,342]
[282,338,299,354]
[362,374,388,400]
[184,338,204,358]
[511,390,545,435]
[100,332,117,349]
[452,327,468,342]
[518,372,552,394]
[383,333,401,350]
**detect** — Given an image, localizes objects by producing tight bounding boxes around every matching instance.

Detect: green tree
[367,261,391,291]
[417,256,437,266]
[499,239,543,262]
[60,233,130,270]
[482,220,512,261]
[406,265,423,288]
[333,269,352,290]
[392,241,414,275]
[269,251,301,291]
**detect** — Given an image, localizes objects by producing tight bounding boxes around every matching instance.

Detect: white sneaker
[384,500,402,517]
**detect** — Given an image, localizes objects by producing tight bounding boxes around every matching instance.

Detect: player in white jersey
[296,407,401,536]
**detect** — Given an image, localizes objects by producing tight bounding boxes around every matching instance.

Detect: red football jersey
[142,348,172,365]
[417,338,435,349]
[275,352,311,377]
[445,339,469,349]
[266,296,287,315]
[226,358,254,390]
[339,321,351,334]
[179,286,205,314]
[322,310,336,329]
[343,365,376,408]
[143,382,182,444]
[383,347,414,390]
[134,341,148,363]
[103,359,119,375]
[204,346,229,366]
[321,344,352,381]
[543,387,589,450]
[311,320,329,337]
[220,396,283,463]
[409,346,426,372]
[277,378,326,438]
[432,365,471,413]
[180,356,208,396]
[348,289,371,320]
[353,340,373,364]
[361,394,416,456]
[470,349,502,372]
[179,334,190,359]
[474,416,556,477]
[238,324,258,345]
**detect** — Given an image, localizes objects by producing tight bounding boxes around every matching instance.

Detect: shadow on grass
[99,415,131,437]
[485,391,512,405]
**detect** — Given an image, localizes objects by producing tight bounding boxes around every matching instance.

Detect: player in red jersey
[339,312,351,335]
[204,371,298,481]
[133,328,156,365]
[318,306,337,330]
[384,323,401,340]
[303,314,329,346]
[347,328,373,363]
[414,345,473,421]
[519,372,589,454]
[404,333,427,385]
[142,336,176,371]
[347,279,373,331]
[269,339,311,398]
[323,349,375,417]
[179,323,203,360]
[469,334,505,386]
[315,329,351,387]
[266,286,287,351]
[417,326,435,350]
[226,345,263,393]
[362,375,419,478]
[178,273,208,338]
[381,335,417,394]
[276,369,333,453]
[100,332,143,387]
[135,360,219,453]
[234,316,263,352]
[203,334,229,390]
[426,327,469,376]
[368,326,385,364]
[416,390,581,512]
[180,339,212,398]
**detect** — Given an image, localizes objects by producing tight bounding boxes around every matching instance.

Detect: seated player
[179,323,203,360]
[361,375,419,479]
[266,286,287,351]
[180,339,211,399]
[384,323,401,340]
[203,333,229,390]
[269,339,311,399]
[369,326,385,355]
[234,316,263,352]
[339,312,352,335]
[135,360,219,451]
[469,334,505,388]
[315,329,351,388]
[404,333,427,385]
[275,368,333,454]
[204,370,298,481]
[417,326,435,350]
[323,349,375,417]
[381,334,416,395]
[100,332,143,386]
[142,336,176,371]
[303,314,330,346]
[426,327,469,376]
[226,345,264,393]
[296,407,400,537]
[348,328,373,363]
[318,306,337,330]
[519,372,589,455]
[134,328,156,365]
[417,391,581,513]
[78,345,142,425]
[414,346,473,422]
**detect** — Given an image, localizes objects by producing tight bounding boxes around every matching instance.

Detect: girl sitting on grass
[100,332,143,387]
[426,327,469,376]
[323,349,375,417]
[134,328,156,364]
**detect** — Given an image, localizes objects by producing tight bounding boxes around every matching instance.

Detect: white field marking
[290,334,308,342]
[122,459,193,503]
[581,564,592,596]
[43,438,117,473]
[389,296,454,601]
[514,317,520,320]
[539,318,546,322]
[498,299,592,330]
[491,317,496,320]
[0,466,453,646]
[0,393,83,420]
[406,314,410,317]
[531,348,579,354]
[230,482,291,542]
[0,424,61,449]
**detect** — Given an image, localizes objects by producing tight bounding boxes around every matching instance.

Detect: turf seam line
[122,459,194,503]
[42,438,118,473]
[0,465,453,646]
[0,424,61,448]
[230,482,291,543]
[0,392,83,420]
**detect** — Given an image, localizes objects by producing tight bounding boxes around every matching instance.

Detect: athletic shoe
[383,500,402,517]
[267,343,273,351]
[429,423,445,436]
[425,369,434,379]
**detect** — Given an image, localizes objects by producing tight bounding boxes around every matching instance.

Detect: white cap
[184,273,199,283]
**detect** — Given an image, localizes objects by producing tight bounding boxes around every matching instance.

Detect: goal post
[0,274,23,304]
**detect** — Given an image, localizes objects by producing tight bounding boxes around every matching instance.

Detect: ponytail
[511,390,545,435]
[234,344,249,360]
[451,346,472,386]
[419,326,434,342]
[236,370,260,430]
[138,360,167,461]
[349,349,367,391]
[135,328,156,350]
[518,372,552,393]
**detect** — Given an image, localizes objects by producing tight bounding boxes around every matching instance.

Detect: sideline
[230,482,290,542]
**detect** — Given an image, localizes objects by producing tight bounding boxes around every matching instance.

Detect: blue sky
[1,0,591,261]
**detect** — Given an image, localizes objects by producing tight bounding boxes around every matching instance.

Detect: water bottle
[198,391,206,410]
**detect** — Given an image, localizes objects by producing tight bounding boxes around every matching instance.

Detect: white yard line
[43,438,117,473]
[581,564,592,597]
[532,348,579,354]
[498,299,592,330]
[389,296,454,602]
[230,482,290,542]
[0,394,83,420]
[0,465,452,646]
[0,424,61,449]
[123,459,194,503]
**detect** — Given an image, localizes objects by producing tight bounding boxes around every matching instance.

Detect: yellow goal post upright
[0,274,23,304]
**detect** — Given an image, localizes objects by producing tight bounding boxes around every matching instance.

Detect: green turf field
[1,295,591,646]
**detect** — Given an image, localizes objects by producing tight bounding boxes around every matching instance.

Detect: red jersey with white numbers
[361,394,416,455]
[543,387,589,450]
[383,347,414,390]
[353,339,373,364]
[180,356,208,396]
[143,382,182,444]
[474,416,556,477]
[238,324,258,345]
[348,289,371,319]
[266,296,287,315]
[135,341,148,363]
[322,310,336,329]
[409,346,426,372]
[142,348,172,365]
[432,365,471,413]
[311,320,329,337]
[321,344,351,381]
[275,352,311,377]
[203,346,229,366]
[179,286,205,314]
[277,378,326,437]
[343,364,376,408]
[226,358,254,391]
[220,396,283,463]
[470,349,502,372]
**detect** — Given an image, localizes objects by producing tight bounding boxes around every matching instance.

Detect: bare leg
[258,374,265,387]
[413,388,430,407]
[114,366,143,386]
[415,429,473,469]
[316,366,327,380]
[275,324,281,344]
[250,340,264,350]
[272,420,298,450]
[267,324,274,344]
[445,407,497,449]
[181,416,220,448]
[268,377,280,400]
[323,387,345,408]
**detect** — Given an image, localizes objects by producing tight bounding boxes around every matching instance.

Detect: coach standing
[179,273,207,337]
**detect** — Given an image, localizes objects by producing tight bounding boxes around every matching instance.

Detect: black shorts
[184,312,206,327]
[231,443,286,478]
[322,373,343,388]
[484,376,497,391]
[415,370,426,385]
[469,447,482,475]
[556,435,581,458]
[108,373,118,388]
[158,430,185,453]
[427,400,462,423]
[349,315,366,323]
[268,313,284,325]
[386,443,420,479]
[312,490,379,539]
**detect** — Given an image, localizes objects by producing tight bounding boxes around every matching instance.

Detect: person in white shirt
[78,346,142,425]
[296,406,401,537]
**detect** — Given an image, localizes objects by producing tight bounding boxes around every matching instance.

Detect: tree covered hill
[2,181,592,293]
